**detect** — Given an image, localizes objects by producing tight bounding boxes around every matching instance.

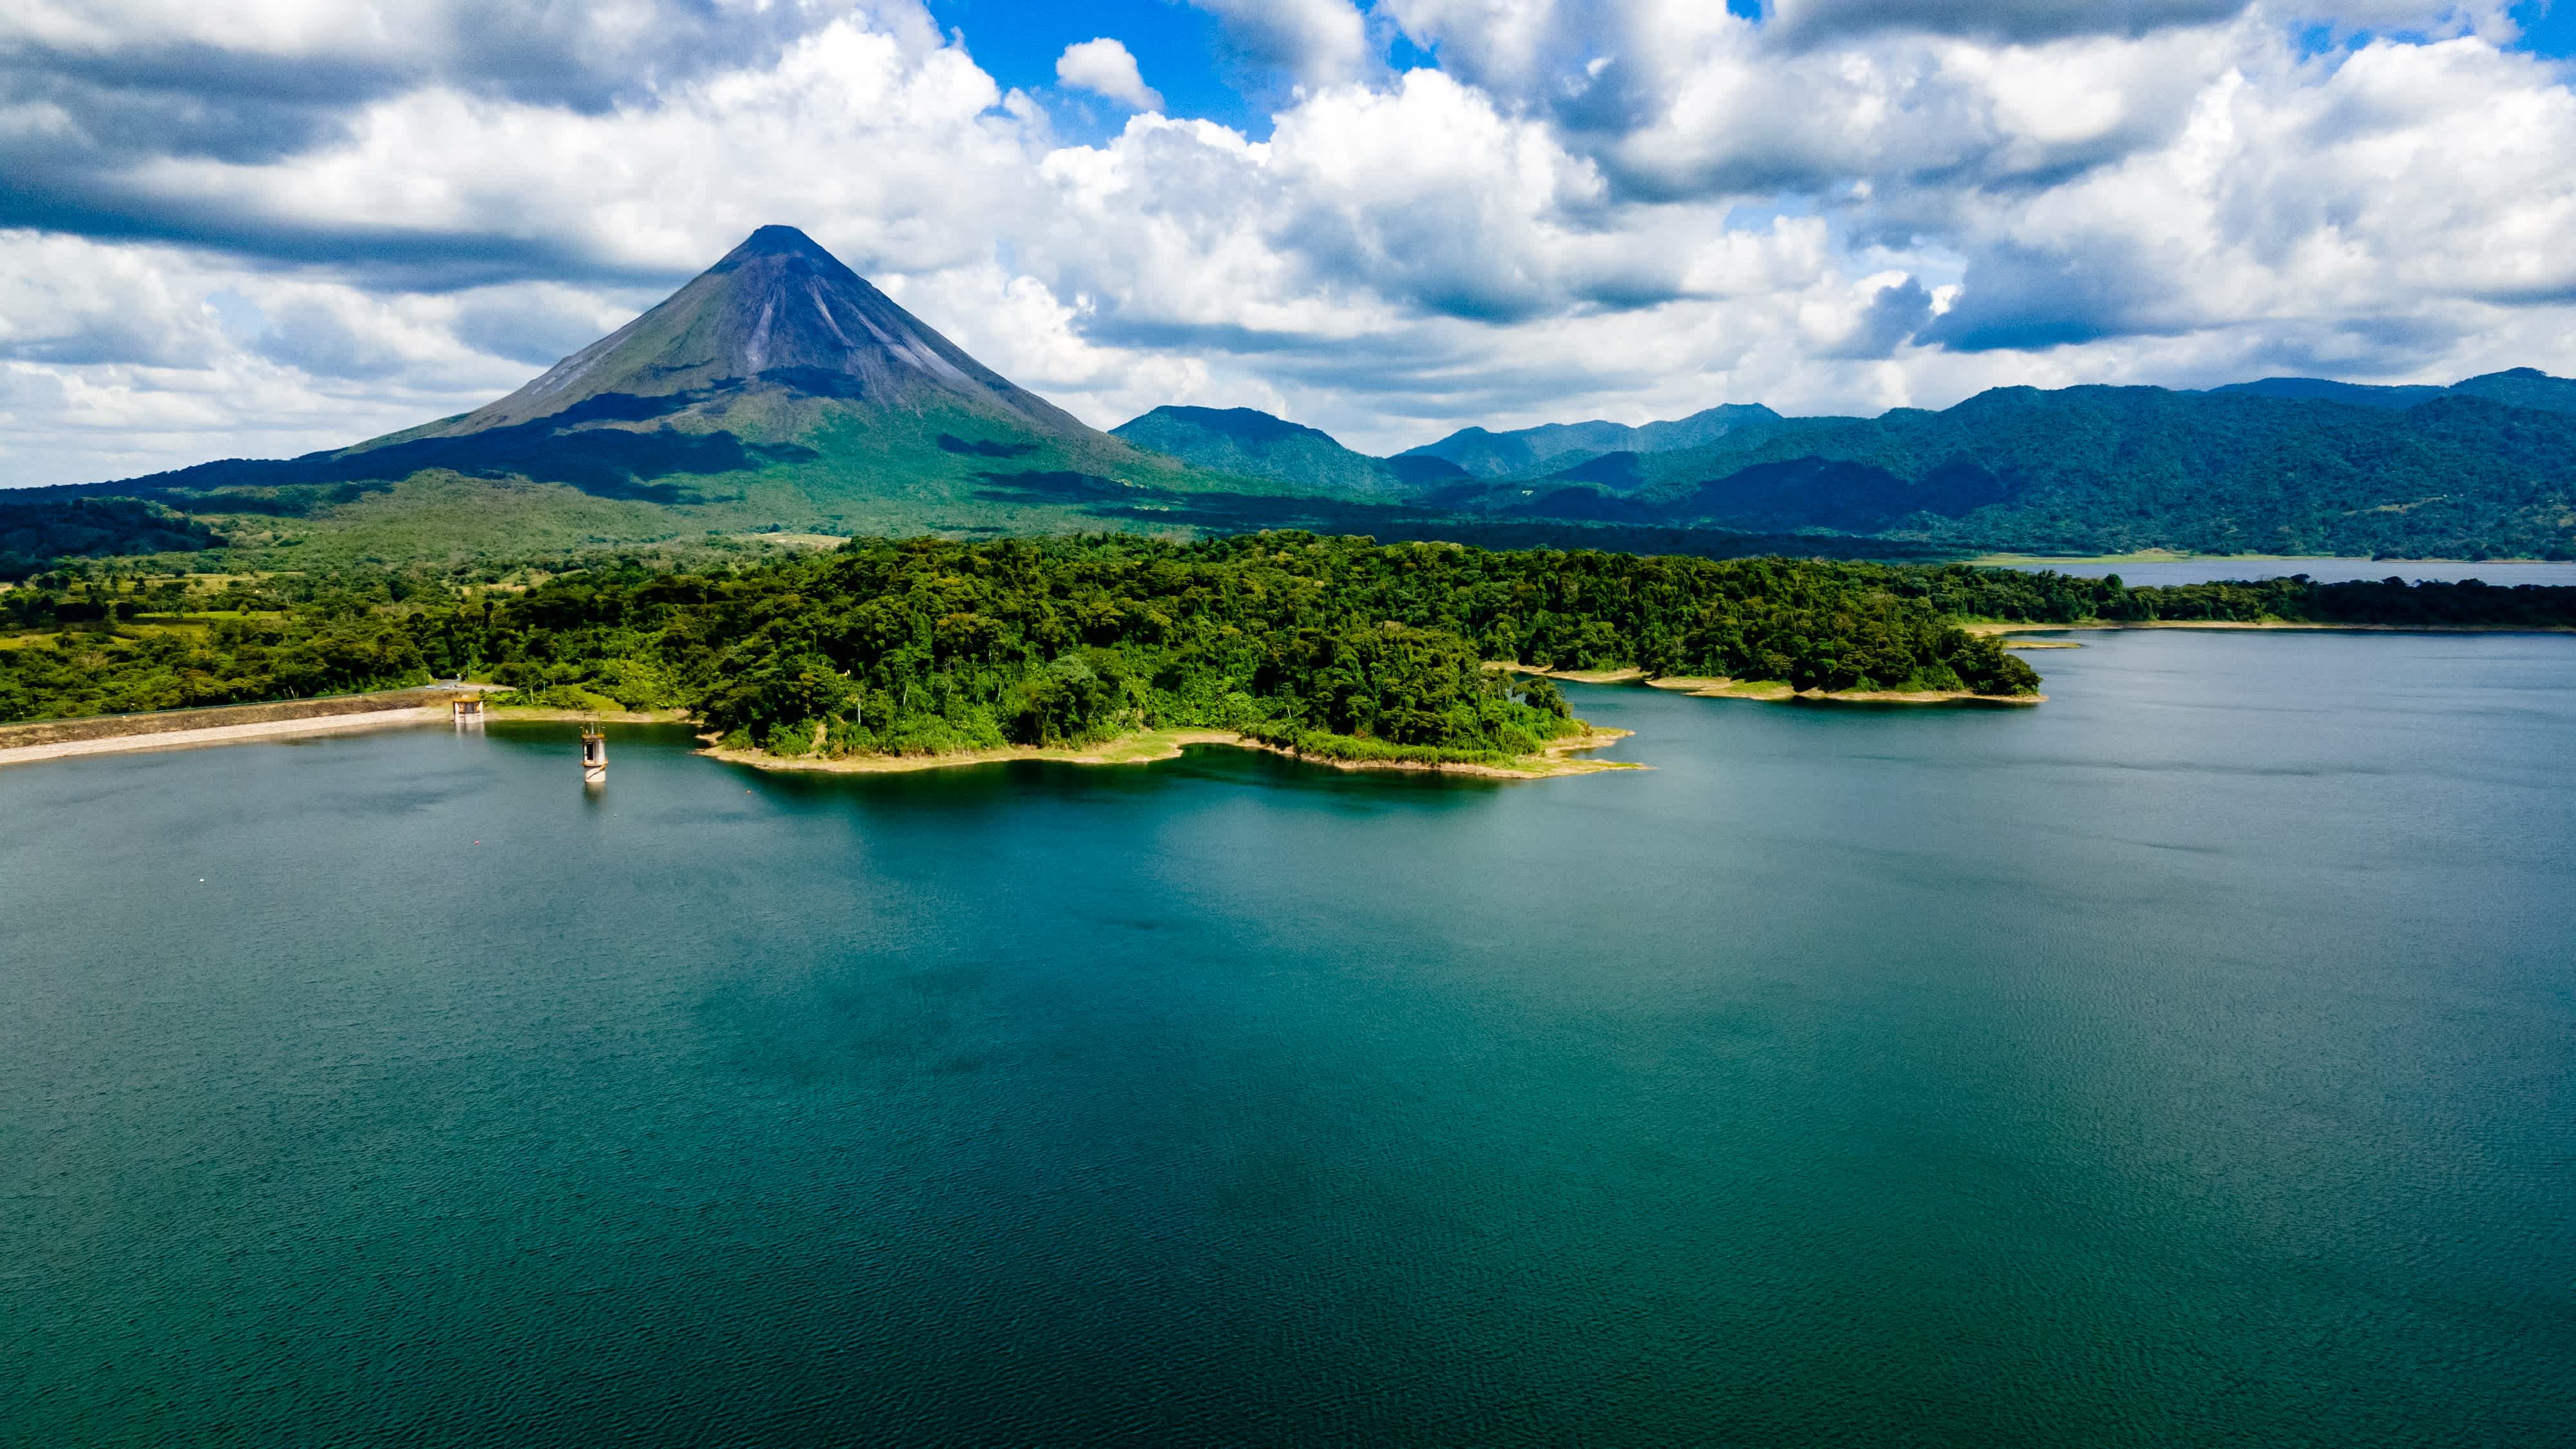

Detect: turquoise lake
[6,629,2573,1445]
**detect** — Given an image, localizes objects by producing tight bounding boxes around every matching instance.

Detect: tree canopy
[3,535,2053,758]
[22,536,2570,760]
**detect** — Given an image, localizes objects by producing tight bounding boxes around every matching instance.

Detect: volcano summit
[394,226,1094,442]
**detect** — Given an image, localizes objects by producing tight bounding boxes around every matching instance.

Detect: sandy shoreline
[1642,677,2043,705]
[1497,663,2040,706]
[0,706,448,766]
[0,704,1636,780]
[1510,666,1650,684]
[703,725,1642,780]
[698,728,1244,775]
[1964,551,2564,567]
[1965,620,2576,637]
[490,706,684,724]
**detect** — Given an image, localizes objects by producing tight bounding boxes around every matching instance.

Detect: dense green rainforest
[7,535,2573,763]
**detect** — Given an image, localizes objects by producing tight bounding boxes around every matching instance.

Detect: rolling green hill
[0,497,225,577]
[2213,368,2576,416]
[1398,404,1803,480]
[2445,368,2576,415]
[1444,383,2576,558]
[1109,406,1463,499]
[8,225,2575,571]
[2211,377,2447,408]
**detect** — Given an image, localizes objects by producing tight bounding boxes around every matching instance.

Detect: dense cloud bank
[3,0,2572,485]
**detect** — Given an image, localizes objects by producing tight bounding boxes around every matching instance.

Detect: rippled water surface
[6,630,2573,1445]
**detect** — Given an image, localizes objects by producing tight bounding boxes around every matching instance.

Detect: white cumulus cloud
[1056,37,1163,112]
[1189,0,1376,89]
[5,0,2576,483]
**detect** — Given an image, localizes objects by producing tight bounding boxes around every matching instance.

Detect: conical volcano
[404,225,1093,440]
[75,226,1386,550]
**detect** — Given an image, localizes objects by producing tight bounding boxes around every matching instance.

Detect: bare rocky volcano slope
[382,225,1097,445]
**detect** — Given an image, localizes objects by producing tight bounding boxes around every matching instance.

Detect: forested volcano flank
[1111,406,1465,500]
[262,222,1187,515]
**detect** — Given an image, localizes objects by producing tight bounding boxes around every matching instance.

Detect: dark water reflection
[5,630,2572,1445]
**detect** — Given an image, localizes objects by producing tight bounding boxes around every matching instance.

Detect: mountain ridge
[1432,383,2576,558]
[1398,404,1797,480]
[2211,368,2576,415]
[1110,405,1465,500]
[14,229,2576,567]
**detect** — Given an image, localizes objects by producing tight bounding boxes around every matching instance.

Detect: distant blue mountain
[1440,377,2576,559]
[1111,405,1466,498]
[1399,404,1795,480]
[2212,369,2576,414]
[2211,377,2447,408]
[1112,369,2576,559]
[2445,368,2576,414]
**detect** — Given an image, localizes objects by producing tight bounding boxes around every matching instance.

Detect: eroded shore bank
[0,698,1638,779]
[0,706,449,766]
[1964,619,2576,637]
[0,687,507,768]
[702,726,1642,781]
[1501,663,2044,706]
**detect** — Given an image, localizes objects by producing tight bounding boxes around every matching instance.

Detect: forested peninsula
[1905,567,2576,630]
[4,536,2038,770]
[6,536,2572,772]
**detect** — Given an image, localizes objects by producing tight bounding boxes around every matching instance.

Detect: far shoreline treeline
[6,535,2573,765]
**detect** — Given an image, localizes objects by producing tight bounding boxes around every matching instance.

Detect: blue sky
[929,0,2576,141]
[2512,0,2576,51]
[928,0,2575,127]
[925,0,1262,133]
[5,0,2576,485]
[938,0,2576,140]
